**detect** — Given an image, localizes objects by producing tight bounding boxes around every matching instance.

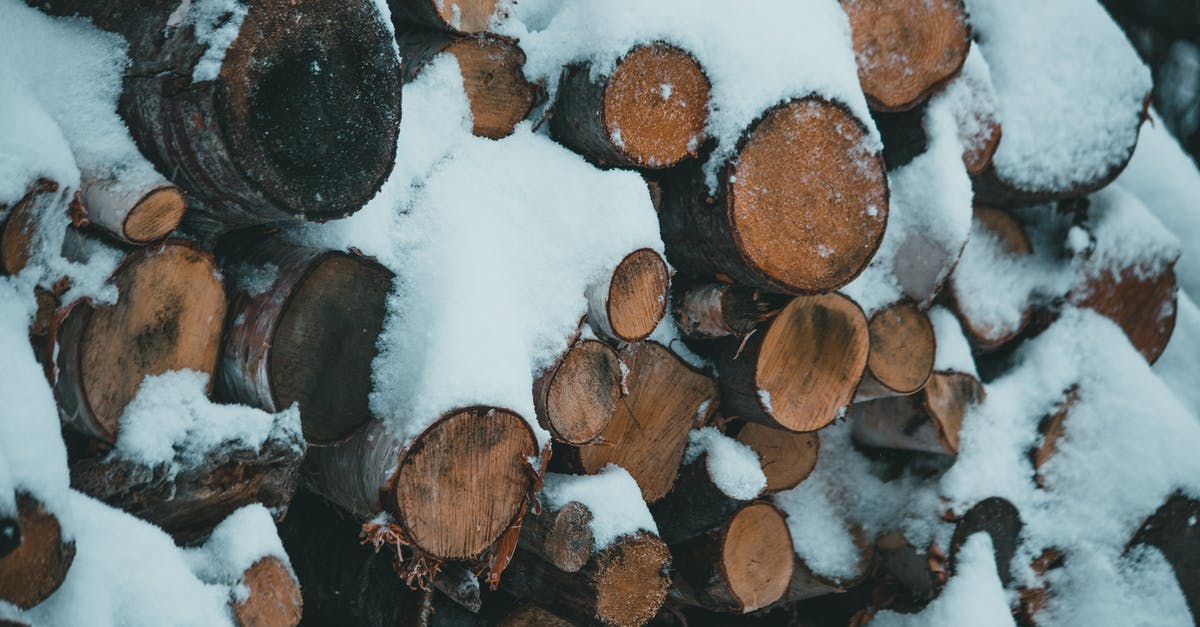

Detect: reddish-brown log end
[592,533,672,627]
[602,248,670,343]
[444,36,537,139]
[863,300,936,397]
[535,339,621,445]
[232,556,303,627]
[1069,265,1178,364]
[734,422,819,494]
[0,493,75,610]
[923,370,986,455]
[950,206,1035,350]
[1,179,59,276]
[122,185,187,244]
[721,502,795,612]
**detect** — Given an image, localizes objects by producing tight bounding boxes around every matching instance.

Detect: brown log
[659,97,889,294]
[949,49,1003,177]
[217,238,392,446]
[1129,494,1200,620]
[396,28,536,139]
[0,493,75,610]
[948,497,1022,586]
[1031,386,1079,488]
[231,556,303,627]
[534,339,621,445]
[732,421,819,495]
[1068,264,1178,364]
[501,528,671,626]
[306,408,537,561]
[948,206,1035,350]
[716,293,870,432]
[650,456,753,546]
[850,370,985,455]
[49,240,227,443]
[553,341,719,503]
[587,248,671,343]
[389,0,500,34]
[519,500,595,574]
[1015,548,1064,626]
[69,414,305,544]
[855,300,936,401]
[1,179,60,275]
[786,527,875,602]
[871,532,945,612]
[672,283,789,340]
[551,43,710,169]
[35,0,403,239]
[669,501,794,614]
[78,173,186,245]
[841,0,971,112]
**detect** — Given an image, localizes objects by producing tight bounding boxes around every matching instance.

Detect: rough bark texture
[389,0,500,34]
[50,240,226,443]
[950,497,1022,587]
[673,283,789,340]
[716,293,869,432]
[659,97,889,295]
[533,339,621,445]
[553,341,719,504]
[855,300,935,401]
[850,370,986,455]
[587,248,671,343]
[216,237,392,446]
[650,456,749,546]
[70,419,305,544]
[1,179,61,276]
[0,493,75,610]
[732,421,819,495]
[79,173,186,245]
[395,27,536,139]
[551,44,710,169]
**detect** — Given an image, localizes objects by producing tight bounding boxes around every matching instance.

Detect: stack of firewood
[1,0,1193,625]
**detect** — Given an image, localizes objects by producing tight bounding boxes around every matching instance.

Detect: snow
[185,0,249,83]
[498,0,878,188]
[1035,545,1193,627]
[929,306,976,376]
[870,533,1016,627]
[966,0,1151,192]
[293,55,663,444]
[113,370,303,475]
[1084,185,1179,281]
[228,261,278,297]
[540,466,658,550]
[949,214,1035,340]
[683,427,765,501]
[942,44,999,166]
[1155,292,1200,418]
[184,504,293,587]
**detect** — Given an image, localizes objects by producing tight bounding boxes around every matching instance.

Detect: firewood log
[228,556,302,627]
[651,455,754,546]
[785,527,875,602]
[1068,264,1178,364]
[551,44,710,170]
[716,293,869,432]
[948,497,1022,587]
[553,341,719,503]
[841,0,971,112]
[499,605,573,627]
[0,179,60,275]
[305,408,537,561]
[587,248,671,344]
[1129,494,1200,620]
[947,206,1035,350]
[534,338,621,445]
[216,237,392,445]
[0,493,75,610]
[673,283,789,340]
[870,532,945,612]
[659,97,888,294]
[69,414,305,544]
[849,370,985,456]
[855,300,936,401]
[390,0,501,34]
[78,172,186,245]
[732,422,819,495]
[32,0,403,240]
[669,502,794,613]
[49,240,226,443]
[396,27,537,139]
[518,500,596,574]
[1031,386,1079,488]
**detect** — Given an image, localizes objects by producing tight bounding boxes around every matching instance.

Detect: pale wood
[587,248,671,343]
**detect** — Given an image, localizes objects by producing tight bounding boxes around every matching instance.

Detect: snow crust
[540,466,658,550]
[966,0,1151,192]
[683,427,765,501]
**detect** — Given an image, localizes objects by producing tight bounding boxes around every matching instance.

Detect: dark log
[650,456,752,546]
[551,44,710,169]
[1129,494,1200,620]
[0,493,75,610]
[785,527,875,602]
[659,97,888,294]
[217,237,392,446]
[533,338,621,445]
[390,0,500,34]
[587,248,671,344]
[672,283,788,340]
[716,293,869,432]
[850,370,985,456]
[949,497,1022,586]
[498,605,573,627]
[855,300,935,401]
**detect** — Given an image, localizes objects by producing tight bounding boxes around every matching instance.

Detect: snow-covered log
[586,248,671,344]
[0,492,75,610]
[947,206,1036,350]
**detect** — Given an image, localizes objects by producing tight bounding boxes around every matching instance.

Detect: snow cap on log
[948,207,1036,350]
[855,299,936,401]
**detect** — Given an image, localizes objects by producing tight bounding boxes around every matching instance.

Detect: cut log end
[603,248,670,343]
[721,502,795,612]
[1070,265,1177,364]
[233,556,303,627]
[536,339,621,445]
[411,0,499,33]
[268,254,392,445]
[728,98,888,293]
[734,422,819,494]
[862,301,936,398]
[542,501,595,573]
[843,0,971,111]
[961,114,1002,177]
[924,371,985,454]
[851,370,984,455]
[388,407,536,560]
[122,185,186,244]
[602,44,710,169]
[1,180,58,275]
[217,0,402,221]
[592,533,672,627]
[0,494,75,610]
[444,36,536,139]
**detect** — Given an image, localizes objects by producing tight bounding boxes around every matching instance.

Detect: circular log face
[433,0,499,33]
[446,36,537,140]
[843,0,971,111]
[728,98,888,294]
[593,534,672,627]
[1,181,56,275]
[393,407,536,560]
[123,186,187,244]
[269,254,391,445]
[867,301,935,395]
[82,242,226,439]
[544,340,621,445]
[606,248,671,342]
[923,371,986,454]
[218,0,402,220]
[722,502,794,612]
[1071,265,1177,364]
[755,293,870,431]
[735,422,819,493]
[233,556,303,627]
[0,494,74,610]
[602,44,710,168]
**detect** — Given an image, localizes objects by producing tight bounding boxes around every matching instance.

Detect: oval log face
[0,494,75,610]
[728,98,888,294]
[431,0,500,33]
[721,502,794,612]
[1071,265,1177,364]
[542,340,621,445]
[867,300,936,395]
[605,248,671,342]
[593,533,672,626]
[218,0,402,220]
[735,422,820,493]
[233,556,303,627]
[122,185,187,244]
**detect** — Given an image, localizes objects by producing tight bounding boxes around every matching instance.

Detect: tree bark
[551,44,710,170]
[716,293,869,432]
[216,237,392,446]
[948,497,1022,587]
[517,500,595,574]
[659,97,888,294]
[0,493,75,610]
[78,171,186,245]
[855,300,936,401]
[587,248,671,344]
[49,239,227,443]
[533,338,621,445]
[650,456,751,546]
[785,527,875,603]
[948,207,1035,350]
[850,370,986,456]
[389,0,501,34]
